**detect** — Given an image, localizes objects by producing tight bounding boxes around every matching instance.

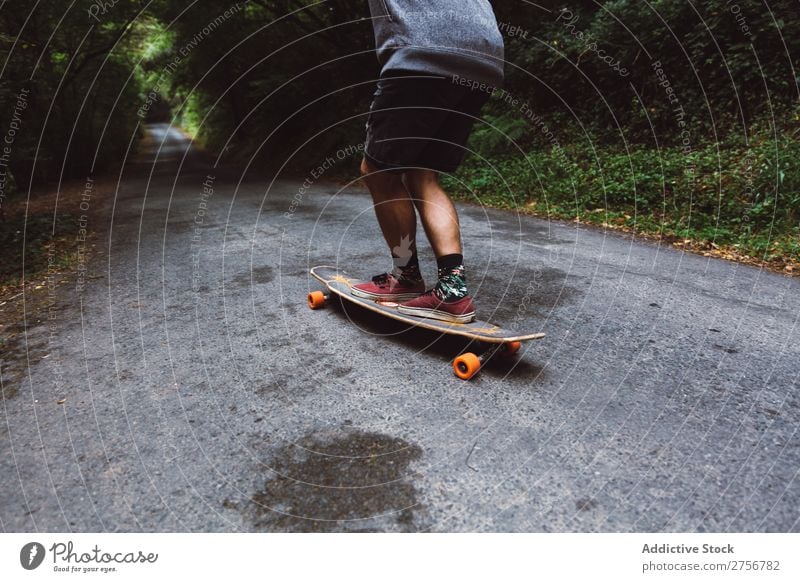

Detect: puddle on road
[248,428,424,532]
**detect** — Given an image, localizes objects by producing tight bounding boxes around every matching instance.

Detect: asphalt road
[1,123,798,532]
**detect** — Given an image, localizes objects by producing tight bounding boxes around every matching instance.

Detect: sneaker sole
[350,287,424,302]
[396,305,476,324]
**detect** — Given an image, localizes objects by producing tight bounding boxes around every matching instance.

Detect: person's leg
[349,158,425,301]
[404,169,461,258]
[359,74,459,273]
[392,85,492,321]
[360,157,419,268]
[404,168,470,303]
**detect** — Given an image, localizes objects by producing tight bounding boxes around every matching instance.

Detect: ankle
[392,251,421,283]
[393,263,423,284]
[436,253,463,274]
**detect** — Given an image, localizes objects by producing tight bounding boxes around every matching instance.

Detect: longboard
[308,265,545,380]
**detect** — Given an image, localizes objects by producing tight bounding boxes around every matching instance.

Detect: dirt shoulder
[0,176,115,396]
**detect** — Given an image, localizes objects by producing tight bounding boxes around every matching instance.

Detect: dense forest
[1,1,798,262]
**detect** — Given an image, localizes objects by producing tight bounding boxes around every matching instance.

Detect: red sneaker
[351,272,425,302]
[397,290,476,323]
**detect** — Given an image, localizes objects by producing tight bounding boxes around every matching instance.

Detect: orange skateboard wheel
[307,290,326,310]
[453,352,481,380]
[501,341,521,357]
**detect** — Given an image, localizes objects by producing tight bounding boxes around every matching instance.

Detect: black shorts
[364,73,492,173]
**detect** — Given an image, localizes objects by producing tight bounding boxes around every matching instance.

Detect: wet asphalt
[1,124,798,532]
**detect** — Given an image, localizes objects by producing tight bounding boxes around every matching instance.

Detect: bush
[444,106,800,260]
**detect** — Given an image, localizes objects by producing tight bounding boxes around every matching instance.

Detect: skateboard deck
[308,265,545,379]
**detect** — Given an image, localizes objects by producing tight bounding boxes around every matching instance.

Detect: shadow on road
[325,296,547,382]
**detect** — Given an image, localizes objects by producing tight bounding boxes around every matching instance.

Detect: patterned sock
[434,259,469,301]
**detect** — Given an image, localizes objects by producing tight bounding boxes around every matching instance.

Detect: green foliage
[444,105,800,261]
[491,0,800,144]
[0,1,160,186]
[153,0,375,170]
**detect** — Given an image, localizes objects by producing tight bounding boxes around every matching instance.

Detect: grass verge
[443,132,800,274]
